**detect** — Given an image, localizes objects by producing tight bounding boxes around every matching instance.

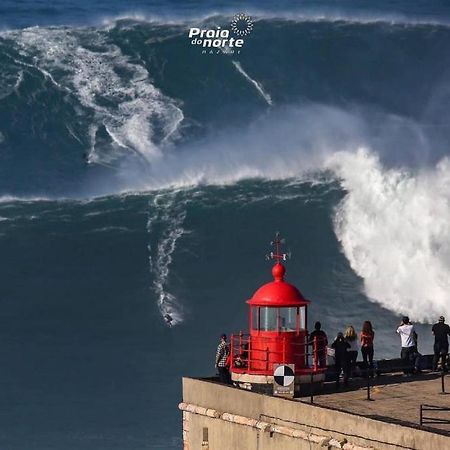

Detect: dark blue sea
[1,1,450,448]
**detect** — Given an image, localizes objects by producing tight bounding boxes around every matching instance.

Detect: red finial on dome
[272,263,285,281]
[266,232,291,281]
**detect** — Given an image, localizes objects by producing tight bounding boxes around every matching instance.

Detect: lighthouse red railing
[230,333,328,375]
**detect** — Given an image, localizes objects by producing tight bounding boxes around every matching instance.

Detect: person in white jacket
[396,316,418,375]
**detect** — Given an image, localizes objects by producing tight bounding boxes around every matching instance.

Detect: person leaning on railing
[233,342,249,368]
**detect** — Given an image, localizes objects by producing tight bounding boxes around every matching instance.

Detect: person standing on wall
[215,333,230,383]
[360,321,375,376]
[432,316,450,372]
[396,316,417,375]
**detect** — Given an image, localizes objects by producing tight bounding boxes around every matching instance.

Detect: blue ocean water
[1,1,450,448]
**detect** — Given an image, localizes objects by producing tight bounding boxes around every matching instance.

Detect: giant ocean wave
[1,14,450,323]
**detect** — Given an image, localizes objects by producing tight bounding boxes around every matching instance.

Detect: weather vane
[265,232,291,263]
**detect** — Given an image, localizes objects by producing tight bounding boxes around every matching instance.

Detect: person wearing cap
[396,316,417,375]
[432,316,450,372]
[215,334,230,383]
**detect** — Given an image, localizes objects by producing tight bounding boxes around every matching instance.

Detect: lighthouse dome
[247,263,309,307]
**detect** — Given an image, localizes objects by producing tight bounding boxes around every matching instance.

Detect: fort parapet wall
[180,377,450,450]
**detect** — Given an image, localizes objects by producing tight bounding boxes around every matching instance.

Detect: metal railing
[439,370,447,394]
[420,404,450,426]
[230,332,327,375]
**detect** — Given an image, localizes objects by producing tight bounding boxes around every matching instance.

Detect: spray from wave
[232,61,272,106]
[328,149,450,322]
[138,105,450,323]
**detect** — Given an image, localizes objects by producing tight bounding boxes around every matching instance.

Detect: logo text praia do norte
[189,13,254,54]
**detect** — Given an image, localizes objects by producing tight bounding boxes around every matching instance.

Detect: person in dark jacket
[309,321,328,368]
[331,332,350,387]
[432,316,450,372]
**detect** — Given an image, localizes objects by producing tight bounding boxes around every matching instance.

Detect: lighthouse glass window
[279,307,298,331]
[257,307,306,332]
[259,307,278,331]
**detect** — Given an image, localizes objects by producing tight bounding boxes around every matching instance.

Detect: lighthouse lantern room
[230,234,326,392]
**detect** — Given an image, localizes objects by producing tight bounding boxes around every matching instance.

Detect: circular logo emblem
[230,13,254,37]
[274,365,295,387]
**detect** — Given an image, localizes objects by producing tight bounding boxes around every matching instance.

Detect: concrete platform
[180,375,450,449]
[298,371,450,435]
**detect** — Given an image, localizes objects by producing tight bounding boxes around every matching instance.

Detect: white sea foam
[328,148,450,322]
[95,10,450,29]
[90,226,131,233]
[8,26,183,166]
[251,10,450,28]
[0,195,51,203]
[13,70,24,91]
[147,193,188,326]
[232,61,273,106]
[90,5,450,28]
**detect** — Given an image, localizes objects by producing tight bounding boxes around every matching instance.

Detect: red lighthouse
[230,234,326,393]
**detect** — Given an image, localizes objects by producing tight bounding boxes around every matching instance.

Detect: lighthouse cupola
[230,233,326,392]
[248,262,308,334]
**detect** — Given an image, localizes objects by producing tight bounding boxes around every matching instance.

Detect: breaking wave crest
[329,149,450,322]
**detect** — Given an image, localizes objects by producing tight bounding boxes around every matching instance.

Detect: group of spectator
[317,315,450,386]
[396,315,450,375]
[310,321,375,386]
[215,316,450,386]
